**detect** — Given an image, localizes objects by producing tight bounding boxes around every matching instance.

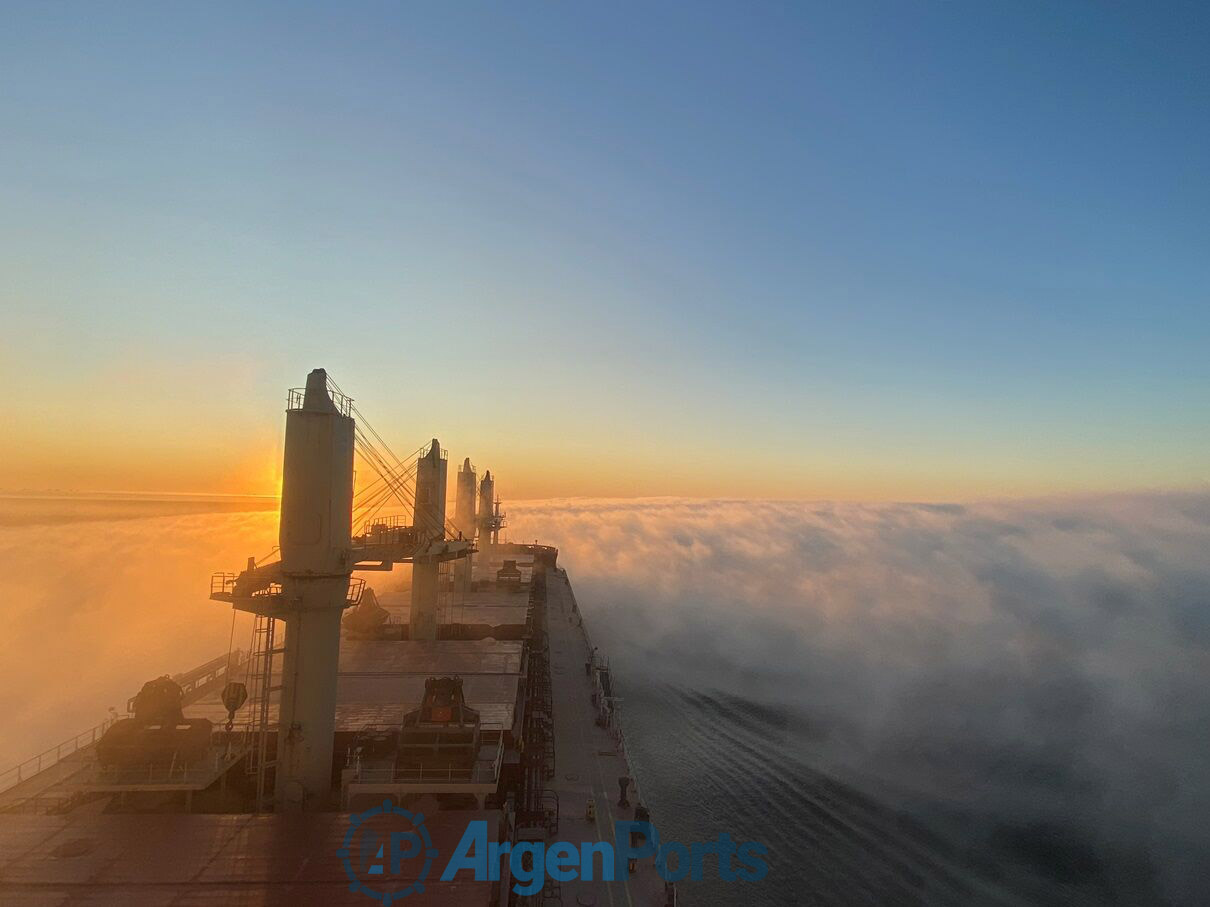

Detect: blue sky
[1,2,1207,498]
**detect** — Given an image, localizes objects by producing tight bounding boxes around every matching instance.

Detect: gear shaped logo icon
[339,800,438,903]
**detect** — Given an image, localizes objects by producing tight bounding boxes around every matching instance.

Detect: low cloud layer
[0,503,276,767]
[2,493,1207,901]
[508,494,1210,902]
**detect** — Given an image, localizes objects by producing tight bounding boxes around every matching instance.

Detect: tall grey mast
[409,439,447,641]
[453,458,478,594]
[273,368,354,809]
[210,370,471,810]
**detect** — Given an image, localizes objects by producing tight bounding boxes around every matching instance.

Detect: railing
[1,649,249,796]
[0,717,119,795]
[213,572,361,608]
[353,519,421,550]
[126,651,248,713]
[573,590,659,865]
[210,572,283,601]
[360,514,409,533]
[287,385,353,416]
[210,572,237,597]
[0,791,82,815]
[176,652,244,698]
[89,748,243,787]
[353,764,487,784]
[348,737,504,786]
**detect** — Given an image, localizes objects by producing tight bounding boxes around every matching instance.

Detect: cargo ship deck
[0,370,674,905]
[543,567,669,907]
[0,560,671,906]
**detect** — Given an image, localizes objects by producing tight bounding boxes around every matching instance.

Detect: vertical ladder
[437,559,463,636]
[245,614,281,811]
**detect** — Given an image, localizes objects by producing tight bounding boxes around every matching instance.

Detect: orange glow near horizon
[3,341,1204,504]
[4,429,1204,505]
[2,355,1202,505]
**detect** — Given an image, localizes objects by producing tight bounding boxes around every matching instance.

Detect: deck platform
[0,810,499,905]
[190,638,528,735]
[544,569,672,907]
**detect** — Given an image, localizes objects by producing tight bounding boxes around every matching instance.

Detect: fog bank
[508,493,1210,902]
[3,492,1207,901]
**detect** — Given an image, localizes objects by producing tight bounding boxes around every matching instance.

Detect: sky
[1,2,1207,500]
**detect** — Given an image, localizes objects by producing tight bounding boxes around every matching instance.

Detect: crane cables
[325,373,465,541]
[352,437,423,531]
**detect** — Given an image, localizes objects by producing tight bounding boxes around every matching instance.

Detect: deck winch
[397,676,482,775]
[96,677,213,768]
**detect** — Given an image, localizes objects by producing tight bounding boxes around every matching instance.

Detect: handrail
[286,385,353,416]
[214,572,362,608]
[354,516,421,543]
[91,748,241,787]
[360,514,409,532]
[2,650,248,795]
[212,572,283,600]
[210,572,237,596]
[127,649,249,712]
[349,736,504,786]
[0,717,119,795]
